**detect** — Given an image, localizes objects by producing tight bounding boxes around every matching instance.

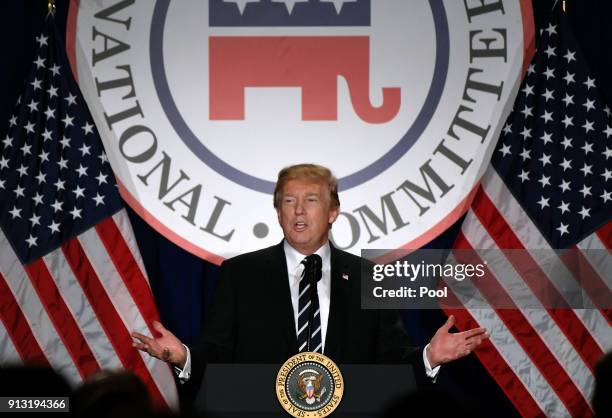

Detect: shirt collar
[283,240,331,274]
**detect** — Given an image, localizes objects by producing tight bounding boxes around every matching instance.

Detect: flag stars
[29,213,41,227]
[560,158,572,171]
[527,64,536,75]
[561,115,573,128]
[580,163,592,176]
[543,67,555,80]
[57,157,68,170]
[60,136,71,148]
[537,196,550,209]
[522,84,534,97]
[42,128,53,141]
[0,156,9,169]
[9,115,17,127]
[76,164,88,177]
[578,206,591,219]
[583,98,595,112]
[69,207,82,220]
[0,179,4,189]
[27,99,39,112]
[579,184,592,197]
[521,105,533,118]
[542,89,554,102]
[561,137,572,149]
[545,23,557,36]
[49,64,61,77]
[544,45,556,58]
[541,110,553,124]
[540,131,553,145]
[9,206,22,219]
[47,85,58,98]
[14,185,25,198]
[35,33,48,47]
[563,49,576,63]
[562,94,574,106]
[25,235,38,248]
[558,200,570,214]
[65,93,77,106]
[17,164,29,177]
[82,122,94,135]
[581,142,593,155]
[62,114,74,127]
[563,72,575,84]
[502,123,512,135]
[51,200,63,212]
[35,171,47,184]
[604,147,612,159]
[603,125,612,138]
[498,143,512,157]
[44,106,55,119]
[98,152,109,164]
[558,179,571,193]
[520,148,531,161]
[20,143,32,156]
[96,172,108,185]
[30,78,42,90]
[2,135,13,147]
[602,169,612,182]
[538,153,552,166]
[519,170,530,182]
[556,223,569,236]
[48,221,61,234]
[583,77,596,90]
[601,190,612,203]
[32,192,44,206]
[24,121,36,133]
[78,143,91,156]
[538,174,551,188]
[582,120,594,133]
[520,127,532,139]
[72,185,86,199]
[54,179,66,191]
[92,193,105,206]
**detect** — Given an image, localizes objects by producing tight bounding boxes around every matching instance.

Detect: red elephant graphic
[209,36,401,124]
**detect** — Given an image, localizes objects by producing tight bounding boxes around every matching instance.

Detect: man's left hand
[426,315,488,368]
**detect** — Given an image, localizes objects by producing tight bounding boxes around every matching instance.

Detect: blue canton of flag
[209,0,370,26]
[492,12,612,249]
[0,16,122,264]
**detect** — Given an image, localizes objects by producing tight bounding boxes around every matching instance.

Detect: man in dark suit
[132,164,487,389]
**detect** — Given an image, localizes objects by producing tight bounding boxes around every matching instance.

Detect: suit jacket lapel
[324,244,351,360]
[267,241,299,354]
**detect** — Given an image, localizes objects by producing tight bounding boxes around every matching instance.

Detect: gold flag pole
[48,0,56,16]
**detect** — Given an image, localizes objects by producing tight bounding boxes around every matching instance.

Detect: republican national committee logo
[69,0,534,262]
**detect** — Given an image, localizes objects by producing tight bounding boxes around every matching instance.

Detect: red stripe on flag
[24,259,101,378]
[472,187,605,370]
[595,221,612,249]
[0,272,49,366]
[443,307,546,418]
[61,237,167,410]
[455,232,593,417]
[95,218,161,325]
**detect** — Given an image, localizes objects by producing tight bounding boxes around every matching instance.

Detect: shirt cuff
[423,343,441,381]
[174,344,192,383]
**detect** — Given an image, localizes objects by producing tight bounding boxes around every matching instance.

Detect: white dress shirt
[177,240,440,381]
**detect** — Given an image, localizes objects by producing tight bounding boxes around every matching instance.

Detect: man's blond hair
[273,164,340,208]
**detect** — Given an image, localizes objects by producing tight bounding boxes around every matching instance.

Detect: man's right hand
[132,321,187,368]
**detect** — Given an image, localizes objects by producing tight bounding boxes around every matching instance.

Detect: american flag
[444,10,611,418]
[0,13,177,410]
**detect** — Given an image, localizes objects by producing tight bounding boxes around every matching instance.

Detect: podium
[195,364,416,418]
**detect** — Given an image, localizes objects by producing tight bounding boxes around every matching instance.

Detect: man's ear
[328,205,340,225]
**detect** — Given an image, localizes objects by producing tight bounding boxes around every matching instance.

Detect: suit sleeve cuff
[174,344,192,383]
[423,344,441,381]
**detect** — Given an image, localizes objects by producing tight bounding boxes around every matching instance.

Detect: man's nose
[295,200,305,214]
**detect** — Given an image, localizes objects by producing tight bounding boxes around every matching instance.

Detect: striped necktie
[296,254,323,353]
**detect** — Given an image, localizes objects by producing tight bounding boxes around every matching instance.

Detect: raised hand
[132,321,187,368]
[426,315,488,368]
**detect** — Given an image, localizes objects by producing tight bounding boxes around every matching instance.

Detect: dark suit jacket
[187,241,423,393]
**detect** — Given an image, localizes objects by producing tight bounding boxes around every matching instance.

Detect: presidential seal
[276,352,344,418]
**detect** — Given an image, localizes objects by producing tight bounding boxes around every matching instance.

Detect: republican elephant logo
[209,36,401,124]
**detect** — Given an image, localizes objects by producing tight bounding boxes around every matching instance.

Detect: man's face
[276,179,340,255]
